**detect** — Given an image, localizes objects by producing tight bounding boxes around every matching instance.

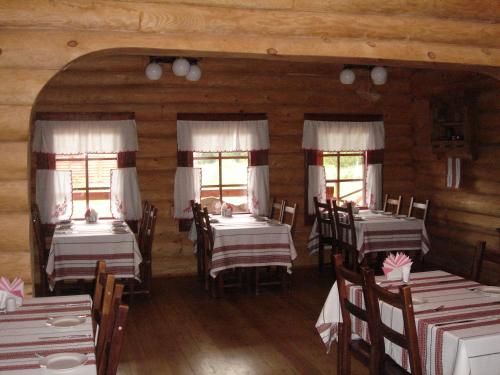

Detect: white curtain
[302,120,384,151]
[177,120,269,152]
[174,167,202,219]
[36,170,73,224]
[366,164,383,210]
[247,166,269,216]
[447,157,461,189]
[308,166,326,215]
[110,168,142,220]
[32,120,138,154]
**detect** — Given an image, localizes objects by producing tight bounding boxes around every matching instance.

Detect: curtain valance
[177,120,269,152]
[302,120,384,151]
[32,120,138,154]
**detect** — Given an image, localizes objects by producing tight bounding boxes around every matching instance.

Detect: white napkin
[0,277,24,307]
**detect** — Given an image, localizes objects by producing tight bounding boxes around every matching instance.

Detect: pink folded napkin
[382,252,412,281]
[0,277,24,307]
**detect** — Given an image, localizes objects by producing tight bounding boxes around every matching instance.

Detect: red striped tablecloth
[46,221,142,290]
[203,215,297,278]
[307,209,430,261]
[316,270,500,375]
[0,295,96,374]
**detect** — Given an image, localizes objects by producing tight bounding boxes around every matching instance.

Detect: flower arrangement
[85,208,98,223]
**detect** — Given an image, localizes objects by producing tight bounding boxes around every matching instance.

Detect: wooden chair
[332,201,359,272]
[313,197,338,272]
[99,303,129,375]
[92,260,107,335]
[407,197,430,223]
[282,200,297,232]
[31,203,50,296]
[191,200,205,281]
[137,200,151,250]
[200,207,243,297]
[269,197,285,222]
[383,194,402,215]
[137,206,158,296]
[363,268,423,375]
[96,282,125,375]
[334,254,377,375]
[470,241,500,282]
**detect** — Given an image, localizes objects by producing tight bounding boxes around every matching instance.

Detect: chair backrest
[363,269,423,375]
[92,261,107,333]
[332,201,358,270]
[269,197,285,222]
[201,207,214,251]
[31,203,48,295]
[137,201,151,247]
[334,255,378,375]
[100,303,129,375]
[383,194,402,215]
[282,200,297,232]
[96,281,124,373]
[408,197,430,223]
[313,197,335,240]
[471,241,500,282]
[142,206,158,256]
[191,201,203,245]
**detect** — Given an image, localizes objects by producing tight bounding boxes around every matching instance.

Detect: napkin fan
[0,276,24,309]
[382,252,412,281]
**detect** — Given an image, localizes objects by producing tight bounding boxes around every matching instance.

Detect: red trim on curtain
[249,150,268,166]
[366,149,384,164]
[177,151,194,168]
[117,151,136,168]
[177,151,194,231]
[36,153,56,170]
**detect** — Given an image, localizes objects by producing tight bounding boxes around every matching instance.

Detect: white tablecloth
[0,295,96,374]
[316,270,500,375]
[308,209,430,261]
[189,215,297,278]
[47,221,142,290]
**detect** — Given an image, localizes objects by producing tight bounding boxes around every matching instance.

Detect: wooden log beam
[1,1,499,49]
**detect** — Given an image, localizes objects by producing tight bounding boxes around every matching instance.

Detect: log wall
[34,55,417,277]
[412,72,500,284]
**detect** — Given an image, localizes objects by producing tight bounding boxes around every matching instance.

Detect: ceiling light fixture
[145,56,202,82]
[339,65,388,86]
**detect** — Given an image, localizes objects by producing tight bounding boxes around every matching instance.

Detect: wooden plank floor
[117,268,369,374]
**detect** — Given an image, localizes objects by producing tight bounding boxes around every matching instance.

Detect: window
[55,153,117,218]
[193,152,249,213]
[323,151,366,206]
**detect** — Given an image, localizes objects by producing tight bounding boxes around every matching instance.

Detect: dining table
[307,209,431,262]
[0,294,96,374]
[46,220,142,290]
[188,214,297,278]
[316,270,500,375]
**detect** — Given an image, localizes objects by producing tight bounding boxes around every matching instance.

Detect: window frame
[55,152,118,219]
[193,151,249,212]
[322,151,367,206]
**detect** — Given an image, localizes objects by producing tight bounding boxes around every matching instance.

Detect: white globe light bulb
[172,58,190,77]
[186,64,202,81]
[145,62,163,81]
[339,69,355,85]
[371,66,388,85]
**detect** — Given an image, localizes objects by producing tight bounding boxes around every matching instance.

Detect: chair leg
[280,267,288,293]
[128,279,135,304]
[318,244,324,272]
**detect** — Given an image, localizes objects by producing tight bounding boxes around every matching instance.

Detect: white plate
[57,220,72,225]
[46,316,86,328]
[395,214,407,218]
[404,217,417,220]
[476,286,500,296]
[40,353,88,372]
[112,228,129,234]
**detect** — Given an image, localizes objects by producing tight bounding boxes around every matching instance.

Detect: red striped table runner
[208,216,297,278]
[46,221,142,290]
[0,295,96,374]
[316,270,500,375]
